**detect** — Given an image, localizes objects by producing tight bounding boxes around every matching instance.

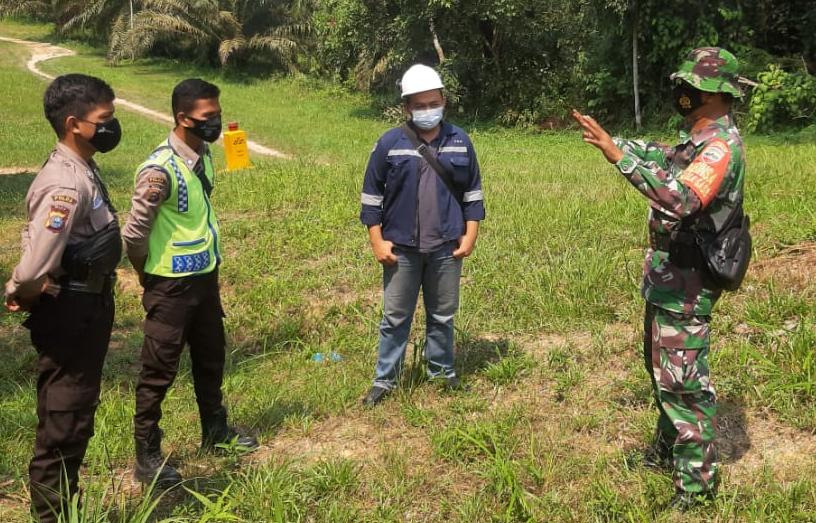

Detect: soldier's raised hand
[571,109,624,164]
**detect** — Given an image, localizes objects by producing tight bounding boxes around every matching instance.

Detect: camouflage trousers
[643,303,718,494]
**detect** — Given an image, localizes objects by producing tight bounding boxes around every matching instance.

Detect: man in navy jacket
[359,64,485,405]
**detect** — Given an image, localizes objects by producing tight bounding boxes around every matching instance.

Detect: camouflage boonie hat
[670,47,743,98]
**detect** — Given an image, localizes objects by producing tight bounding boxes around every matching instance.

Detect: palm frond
[131,10,209,41]
[270,22,312,39]
[0,0,49,17]
[107,8,208,63]
[217,35,246,65]
[103,0,309,70]
[247,34,296,54]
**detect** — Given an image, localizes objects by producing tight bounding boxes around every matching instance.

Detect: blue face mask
[411,107,444,130]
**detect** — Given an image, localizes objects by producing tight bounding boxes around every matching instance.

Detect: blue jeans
[373,244,463,389]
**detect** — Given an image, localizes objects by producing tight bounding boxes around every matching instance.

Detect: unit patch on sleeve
[678,138,732,207]
[45,205,70,233]
[146,187,162,203]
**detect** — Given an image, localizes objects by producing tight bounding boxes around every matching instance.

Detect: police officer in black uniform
[3,74,122,522]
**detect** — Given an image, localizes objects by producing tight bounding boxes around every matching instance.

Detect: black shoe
[362,386,390,407]
[134,429,182,489]
[445,375,462,391]
[201,408,259,452]
[670,490,715,512]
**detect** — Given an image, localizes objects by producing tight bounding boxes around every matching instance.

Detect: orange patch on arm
[678,139,731,207]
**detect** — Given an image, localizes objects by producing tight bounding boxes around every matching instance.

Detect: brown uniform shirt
[4,143,118,299]
[121,132,204,259]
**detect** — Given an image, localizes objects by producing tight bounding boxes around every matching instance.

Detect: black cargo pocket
[44,385,99,446]
[144,317,185,346]
[142,286,187,346]
[47,383,99,412]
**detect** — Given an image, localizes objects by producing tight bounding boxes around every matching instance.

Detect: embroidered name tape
[51,194,77,205]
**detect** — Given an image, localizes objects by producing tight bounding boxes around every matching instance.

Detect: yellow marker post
[223,121,251,171]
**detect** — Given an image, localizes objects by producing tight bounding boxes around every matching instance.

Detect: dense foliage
[1,0,814,131]
[313,0,816,130]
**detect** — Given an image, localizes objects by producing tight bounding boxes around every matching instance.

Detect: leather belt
[59,273,116,294]
[144,268,218,286]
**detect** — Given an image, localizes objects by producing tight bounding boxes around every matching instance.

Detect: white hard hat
[400,64,444,98]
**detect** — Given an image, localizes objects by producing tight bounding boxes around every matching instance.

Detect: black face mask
[83,117,122,153]
[187,115,222,143]
[672,83,704,117]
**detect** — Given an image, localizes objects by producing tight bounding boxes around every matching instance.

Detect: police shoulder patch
[146,187,162,203]
[45,205,70,233]
[51,194,77,205]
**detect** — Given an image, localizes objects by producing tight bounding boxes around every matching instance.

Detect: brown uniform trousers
[25,286,114,522]
[133,270,226,442]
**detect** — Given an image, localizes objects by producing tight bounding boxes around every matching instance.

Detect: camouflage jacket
[613,114,746,316]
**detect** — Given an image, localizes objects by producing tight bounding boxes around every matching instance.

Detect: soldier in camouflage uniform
[572,47,747,509]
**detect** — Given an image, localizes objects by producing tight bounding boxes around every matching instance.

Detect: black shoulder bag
[61,170,122,281]
[61,220,123,280]
[672,200,752,291]
[401,124,463,205]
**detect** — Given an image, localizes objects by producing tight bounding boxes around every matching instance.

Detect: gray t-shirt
[416,144,451,253]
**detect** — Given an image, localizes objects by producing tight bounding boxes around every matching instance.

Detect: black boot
[200,408,259,452]
[624,430,672,471]
[134,428,182,489]
[670,489,716,512]
[641,433,673,470]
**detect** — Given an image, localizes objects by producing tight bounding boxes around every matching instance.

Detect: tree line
[2,0,814,132]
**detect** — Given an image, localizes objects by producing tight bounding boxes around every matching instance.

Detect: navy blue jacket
[359,122,485,247]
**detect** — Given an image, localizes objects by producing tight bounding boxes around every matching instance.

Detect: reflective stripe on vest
[136,140,220,277]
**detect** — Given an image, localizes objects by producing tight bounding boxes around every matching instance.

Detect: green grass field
[1,19,816,522]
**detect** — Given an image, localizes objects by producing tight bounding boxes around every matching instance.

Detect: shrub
[747,64,816,132]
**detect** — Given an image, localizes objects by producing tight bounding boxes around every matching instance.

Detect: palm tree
[0,0,52,20]
[108,0,303,68]
[59,0,135,36]
[0,0,134,40]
